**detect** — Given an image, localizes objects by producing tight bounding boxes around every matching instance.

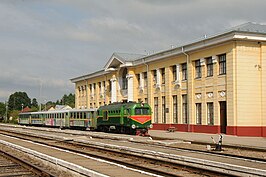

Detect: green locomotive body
[97,102,152,135]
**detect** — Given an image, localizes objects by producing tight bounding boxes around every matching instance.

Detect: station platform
[149,130,266,150]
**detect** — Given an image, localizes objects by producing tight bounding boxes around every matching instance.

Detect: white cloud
[1,0,266,102]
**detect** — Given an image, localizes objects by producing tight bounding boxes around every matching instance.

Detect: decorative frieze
[195,93,202,99]
[207,92,213,98]
[219,90,226,97]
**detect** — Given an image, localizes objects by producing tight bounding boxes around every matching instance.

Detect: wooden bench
[167,127,176,132]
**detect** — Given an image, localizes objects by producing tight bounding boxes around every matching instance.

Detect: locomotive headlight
[149,124,153,129]
[131,124,136,129]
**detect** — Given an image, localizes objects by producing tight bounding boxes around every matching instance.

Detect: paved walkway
[149,130,266,150]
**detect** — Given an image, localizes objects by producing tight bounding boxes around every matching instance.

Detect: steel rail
[0,148,55,177]
[0,129,225,177]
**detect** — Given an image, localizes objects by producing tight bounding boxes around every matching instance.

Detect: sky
[0,0,266,103]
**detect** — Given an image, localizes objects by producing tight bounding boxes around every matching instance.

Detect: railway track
[0,145,54,177]
[0,127,227,177]
[1,125,266,176]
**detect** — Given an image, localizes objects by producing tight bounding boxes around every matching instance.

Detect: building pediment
[104,52,145,71]
[104,54,123,71]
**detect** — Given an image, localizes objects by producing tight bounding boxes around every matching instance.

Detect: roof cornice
[134,31,266,65]
[71,24,266,83]
[70,70,108,83]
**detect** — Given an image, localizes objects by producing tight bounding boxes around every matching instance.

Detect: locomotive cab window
[135,108,149,115]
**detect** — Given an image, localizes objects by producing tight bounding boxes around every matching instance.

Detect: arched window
[122,68,128,90]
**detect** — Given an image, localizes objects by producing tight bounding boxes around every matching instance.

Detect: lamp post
[21,103,24,112]
[5,101,8,123]
[44,99,47,111]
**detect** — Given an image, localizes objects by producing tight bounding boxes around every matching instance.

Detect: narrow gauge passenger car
[97,102,152,135]
[19,109,97,130]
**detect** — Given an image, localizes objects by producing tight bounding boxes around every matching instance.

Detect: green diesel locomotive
[97,102,152,135]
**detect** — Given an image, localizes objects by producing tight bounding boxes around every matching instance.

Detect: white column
[101,81,104,97]
[139,72,144,89]
[111,78,117,103]
[156,68,161,85]
[127,74,134,102]
[91,84,94,97]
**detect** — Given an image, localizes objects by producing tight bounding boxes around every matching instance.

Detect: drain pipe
[181,46,190,132]
[83,77,88,109]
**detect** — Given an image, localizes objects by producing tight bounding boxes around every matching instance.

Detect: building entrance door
[220,101,227,134]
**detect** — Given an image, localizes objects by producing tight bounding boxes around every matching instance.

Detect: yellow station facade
[71,22,266,137]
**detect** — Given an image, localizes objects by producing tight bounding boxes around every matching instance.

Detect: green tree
[8,92,31,111]
[60,93,75,108]
[31,98,38,108]
[0,102,6,117]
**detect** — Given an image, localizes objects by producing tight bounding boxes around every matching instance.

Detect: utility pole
[39,80,42,111]
[5,101,8,123]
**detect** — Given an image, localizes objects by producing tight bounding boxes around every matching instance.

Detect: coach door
[219,101,227,134]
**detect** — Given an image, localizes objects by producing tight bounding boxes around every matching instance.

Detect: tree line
[0,92,75,123]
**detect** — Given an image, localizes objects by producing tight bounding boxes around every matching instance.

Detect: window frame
[154,97,158,123]
[195,103,202,124]
[182,95,188,124]
[172,65,177,81]
[219,54,226,75]
[207,102,214,125]
[173,95,178,123]
[182,63,187,80]
[161,68,165,84]
[195,60,201,78]
[162,96,166,123]
[206,57,213,77]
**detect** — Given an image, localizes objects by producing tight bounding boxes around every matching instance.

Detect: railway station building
[71,22,266,137]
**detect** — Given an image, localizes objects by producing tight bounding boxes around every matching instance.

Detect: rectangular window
[162,96,166,123]
[154,97,158,123]
[206,57,213,77]
[195,60,201,78]
[172,65,177,81]
[219,54,226,75]
[98,82,101,90]
[182,95,188,124]
[137,74,140,86]
[182,63,187,80]
[144,72,148,87]
[153,70,157,84]
[196,103,202,124]
[173,95,178,123]
[161,68,165,84]
[89,84,92,94]
[207,102,214,125]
